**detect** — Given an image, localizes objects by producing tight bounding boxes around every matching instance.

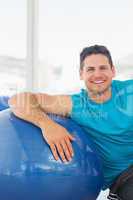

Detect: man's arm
[8,92,75,162]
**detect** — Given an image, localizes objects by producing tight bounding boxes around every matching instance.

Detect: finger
[68,133,75,141]
[65,137,74,157]
[49,142,59,161]
[55,142,67,163]
[61,139,72,161]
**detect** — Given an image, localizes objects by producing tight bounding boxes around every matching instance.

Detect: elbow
[8,94,20,116]
[8,94,18,109]
[8,92,33,112]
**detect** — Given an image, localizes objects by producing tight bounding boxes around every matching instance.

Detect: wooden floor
[97,189,109,200]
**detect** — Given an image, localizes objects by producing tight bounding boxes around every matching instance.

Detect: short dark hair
[80,44,113,69]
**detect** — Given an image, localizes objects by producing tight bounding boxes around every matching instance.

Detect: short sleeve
[69,89,88,121]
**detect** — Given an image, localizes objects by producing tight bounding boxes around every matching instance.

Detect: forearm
[8,92,56,129]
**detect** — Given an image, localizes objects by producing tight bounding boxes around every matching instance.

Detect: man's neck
[88,88,112,104]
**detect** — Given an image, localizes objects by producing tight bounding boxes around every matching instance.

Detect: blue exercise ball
[0,96,9,111]
[0,109,104,200]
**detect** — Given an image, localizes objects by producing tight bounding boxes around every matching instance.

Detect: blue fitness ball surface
[0,109,104,200]
[0,96,9,111]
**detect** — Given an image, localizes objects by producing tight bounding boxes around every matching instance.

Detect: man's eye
[100,66,108,70]
[100,67,108,70]
[87,68,94,72]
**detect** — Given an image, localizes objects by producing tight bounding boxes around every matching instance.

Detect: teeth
[94,81,104,84]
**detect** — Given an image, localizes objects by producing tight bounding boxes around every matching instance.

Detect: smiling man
[9,45,133,200]
[79,49,115,103]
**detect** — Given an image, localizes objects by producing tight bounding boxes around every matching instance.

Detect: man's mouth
[91,80,105,84]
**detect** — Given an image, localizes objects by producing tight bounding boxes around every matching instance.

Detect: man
[9,45,133,200]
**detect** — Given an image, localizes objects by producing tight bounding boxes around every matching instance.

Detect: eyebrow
[85,65,109,68]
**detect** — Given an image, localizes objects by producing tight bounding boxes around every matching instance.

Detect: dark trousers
[107,165,133,200]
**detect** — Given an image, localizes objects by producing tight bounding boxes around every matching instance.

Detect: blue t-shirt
[70,80,133,189]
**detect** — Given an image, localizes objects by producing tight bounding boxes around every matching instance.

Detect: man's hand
[8,92,74,162]
[41,123,75,162]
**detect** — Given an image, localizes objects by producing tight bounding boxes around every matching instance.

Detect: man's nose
[93,69,101,77]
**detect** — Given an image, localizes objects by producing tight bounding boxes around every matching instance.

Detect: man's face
[80,54,115,95]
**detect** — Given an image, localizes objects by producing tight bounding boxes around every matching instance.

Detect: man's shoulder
[112,79,133,89]
[70,89,87,100]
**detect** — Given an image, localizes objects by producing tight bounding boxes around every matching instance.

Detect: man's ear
[112,65,116,78]
[79,69,83,80]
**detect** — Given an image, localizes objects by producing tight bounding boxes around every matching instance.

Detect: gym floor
[97,189,109,200]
